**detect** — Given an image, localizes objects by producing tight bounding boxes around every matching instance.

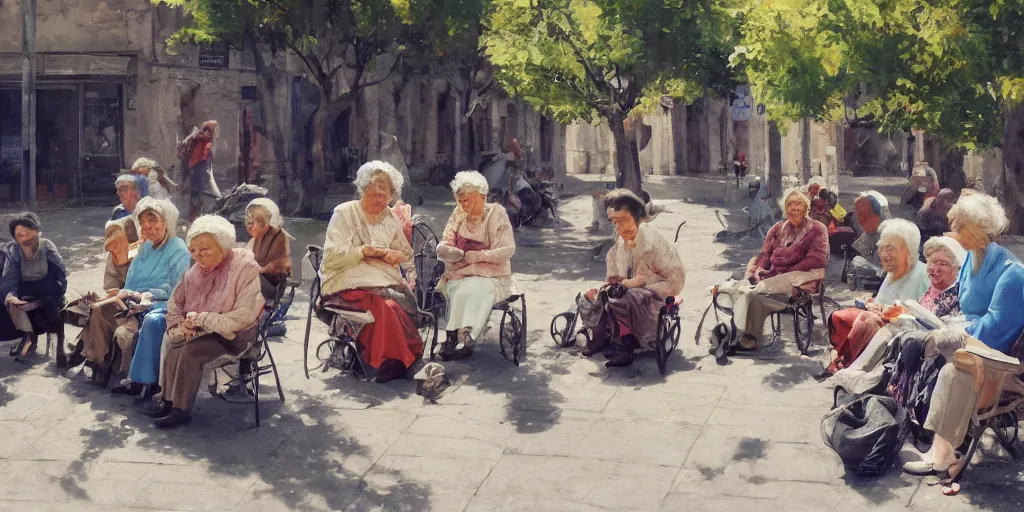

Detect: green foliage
[482,0,737,125]
[734,0,1024,149]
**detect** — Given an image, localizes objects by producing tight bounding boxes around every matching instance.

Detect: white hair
[354,160,404,200]
[245,198,284,228]
[130,157,159,172]
[947,190,1009,238]
[115,173,136,188]
[778,187,811,212]
[134,197,179,234]
[923,235,967,269]
[187,215,236,250]
[878,218,922,261]
[807,176,826,189]
[450,170,489,196]
[104,219,126,239]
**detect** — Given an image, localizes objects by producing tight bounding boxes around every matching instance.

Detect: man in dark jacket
[1,212,68,362]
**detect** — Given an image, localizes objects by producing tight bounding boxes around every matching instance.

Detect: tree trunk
[800,118,812,183]
[768,121,783,198]
[1002,104,1024,234]
[608,114,642,194]
[306,98,350,216]
[249,43,288,207]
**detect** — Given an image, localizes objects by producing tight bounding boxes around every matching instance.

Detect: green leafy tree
[483,0,736,193]
[159,0,413,215]
[734,0,1024,230]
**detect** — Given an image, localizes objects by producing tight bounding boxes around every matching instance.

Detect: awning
[0,54,133,78]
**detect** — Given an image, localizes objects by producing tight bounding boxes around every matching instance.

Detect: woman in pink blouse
[435,171,517,360]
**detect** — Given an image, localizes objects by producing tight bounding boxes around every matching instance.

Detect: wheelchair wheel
[792,303,814,355]
[549,312,579,348]
[994,410,1021,458]
[499,307,525,366]
[655,318,681,375]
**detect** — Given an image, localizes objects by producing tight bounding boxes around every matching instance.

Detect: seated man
[577,189,686,367]
[111,173,149,224]
[0,213,67,359]
[846,191,891,289]
[319,161,423,383]
[244,198,293,302]
[713,187,829,351]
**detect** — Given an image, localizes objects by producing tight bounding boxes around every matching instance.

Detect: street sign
[198,48,229,69]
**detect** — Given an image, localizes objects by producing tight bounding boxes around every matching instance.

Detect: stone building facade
[0,0,567,208]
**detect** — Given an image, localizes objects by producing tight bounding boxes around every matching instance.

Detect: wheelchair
[410,221,527,366]
[549,289,682,375]
[302,245,438,381]
[697,278,840,357]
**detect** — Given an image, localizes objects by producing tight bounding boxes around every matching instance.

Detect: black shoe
[438,342,459,361]
[605,351,635,368]
[375,359,408,383]
[580,328,609,357]
[154,408,192,430]
[140,400,173,419]
[111,383,145,396]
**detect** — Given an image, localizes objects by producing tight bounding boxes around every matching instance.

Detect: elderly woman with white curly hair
[318,160,422,383]
[712,187,829,351]
[140,215,265,429]
[827,219,930,374]
[435,170,517,360]
[899,190,1024,478]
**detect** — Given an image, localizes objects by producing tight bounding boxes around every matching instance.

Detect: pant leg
[742,291,789,343]
[923,364,979,447]
[444,277,497,341]
[162,334,247,412]
[6,303,33,333]
[259,275,279,303]
[127,310,167,385]
[82,303,120,365]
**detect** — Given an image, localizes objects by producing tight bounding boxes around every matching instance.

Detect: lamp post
[21,0,37,208]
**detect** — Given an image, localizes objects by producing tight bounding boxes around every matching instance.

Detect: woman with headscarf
[435,171,517,360]
[129,157,176,201]
[0,213,67,359]
[140,215,265,429]
[178,120,222,221]
[96,198,190,391]
[576,189,686,367]
[827,219,930,373]
[733,152,748,185]
[712,187,829,351]
[318,161,422,383]
[244,198,293,302]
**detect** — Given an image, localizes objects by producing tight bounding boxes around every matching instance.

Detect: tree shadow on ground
[57,380,432,511]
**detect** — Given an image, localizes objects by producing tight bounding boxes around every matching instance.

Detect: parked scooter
[479,150,559,228]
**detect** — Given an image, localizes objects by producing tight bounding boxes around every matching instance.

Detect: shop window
[82,83,123,195]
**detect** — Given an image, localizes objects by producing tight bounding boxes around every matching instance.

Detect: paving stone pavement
[1,176,1023,511]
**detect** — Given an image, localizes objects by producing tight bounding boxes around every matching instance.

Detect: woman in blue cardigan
[950,190,1024,353]
[903,190,1024,478]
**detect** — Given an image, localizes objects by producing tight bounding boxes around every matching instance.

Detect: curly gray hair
[878,218,922,262]
[450,170,489,196]
[354,160,404,200]
[947,189,1009,238]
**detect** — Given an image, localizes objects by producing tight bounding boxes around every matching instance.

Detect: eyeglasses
[928,259,954,269]
[877,244,901,254]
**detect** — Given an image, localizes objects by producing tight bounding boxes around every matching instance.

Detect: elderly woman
[827,219,930,373]
[576,189,686,367]
[319,160,422,383]
[111,173,149,223]
[244,198,293,301]
[435,171,516,360]
[713,188,829,351]
[0,213,67,359]
[140,215,265,428]
[63,219,137,369]
[92,198,190,391]
[129,157,175,201]
[902,191,1024,476]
